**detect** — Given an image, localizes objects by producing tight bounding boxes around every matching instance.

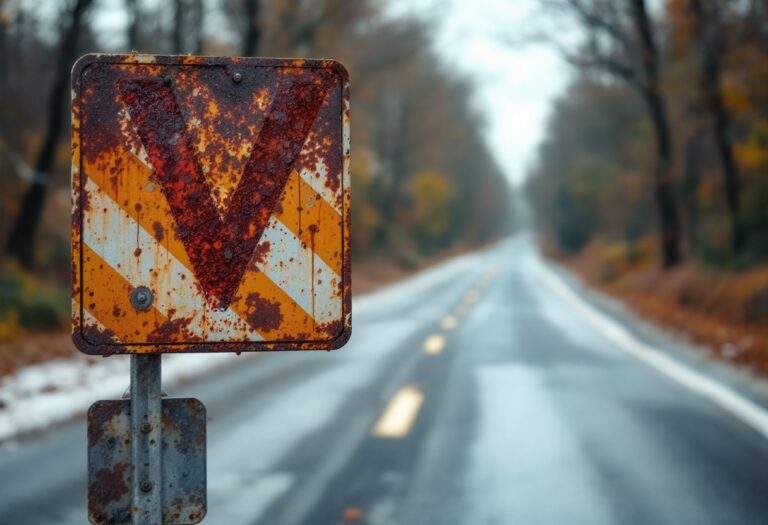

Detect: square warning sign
[71,54,351,354]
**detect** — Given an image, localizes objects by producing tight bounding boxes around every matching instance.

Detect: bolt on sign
[71,55,351,353]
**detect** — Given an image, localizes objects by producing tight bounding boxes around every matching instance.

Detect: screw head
[140,422,152,434]
[232,72,243,83]
[140,480,154,493]
[130,286,153,311]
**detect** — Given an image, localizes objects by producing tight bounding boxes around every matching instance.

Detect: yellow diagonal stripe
[80,243,180,346]
[277,170,343,275]
[82,148,325,338]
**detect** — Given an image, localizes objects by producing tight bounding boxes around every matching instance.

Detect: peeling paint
[71,54,351,354]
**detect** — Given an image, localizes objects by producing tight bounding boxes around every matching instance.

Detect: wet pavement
[2,235,768,524]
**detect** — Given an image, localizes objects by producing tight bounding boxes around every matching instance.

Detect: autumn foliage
[528,0,768,371]
[529,0,768,267]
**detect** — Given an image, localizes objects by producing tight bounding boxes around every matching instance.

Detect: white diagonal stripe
[83,177,263,342]
[298,160,341,215]
[255,216,342,326]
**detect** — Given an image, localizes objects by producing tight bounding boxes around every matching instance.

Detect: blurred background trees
[527,0,768,269]
[0,0,512,337]
[3,0,768,362]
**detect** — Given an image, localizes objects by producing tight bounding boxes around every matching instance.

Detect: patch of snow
[0,352,239,442]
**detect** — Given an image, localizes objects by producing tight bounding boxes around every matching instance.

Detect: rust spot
[319,318,343,339]
[148,316,195,342]
[81,324,118,346]
[89,462,130,505]
[87,402,123,445]
[152,221,165,241]
[72,186,84,231]
[244,292,283,332]
[252,240,271,265]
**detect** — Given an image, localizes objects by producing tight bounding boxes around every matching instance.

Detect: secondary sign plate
[87,398,207,524]
[72,54,351,354]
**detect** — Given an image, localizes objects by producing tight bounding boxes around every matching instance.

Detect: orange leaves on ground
[555,239,768,375]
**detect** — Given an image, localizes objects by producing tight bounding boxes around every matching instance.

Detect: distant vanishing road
[2,235,768,524]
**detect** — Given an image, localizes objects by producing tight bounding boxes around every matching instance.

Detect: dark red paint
[121,79,329,306]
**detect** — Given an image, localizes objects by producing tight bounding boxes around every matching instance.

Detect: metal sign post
[75,54,351,524]
[130,355,162,525]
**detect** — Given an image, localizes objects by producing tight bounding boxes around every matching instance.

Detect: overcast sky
[388,0,571,186]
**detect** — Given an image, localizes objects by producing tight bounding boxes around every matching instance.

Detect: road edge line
[534,254,768,441]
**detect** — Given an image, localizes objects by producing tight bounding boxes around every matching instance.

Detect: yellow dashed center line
[423,333,447,354]
[479,268,498,287]
[372,385,425,438]
[441,315,458,330]
[465,289,480,304]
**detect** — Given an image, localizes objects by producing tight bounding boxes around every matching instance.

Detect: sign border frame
[71,54,351,355]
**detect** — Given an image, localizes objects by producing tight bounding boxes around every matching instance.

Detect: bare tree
[630,0,682,267]
[190,0,204,54]
[688,0,745,258]
[373,89,409,247]
[536,0,683,266]
[0,1,8,91]
[291,0,324,54]
[171,0,204,54]
[124,0,140,50]
[242,0,261,56]
[682,128,704,252]
[172,0,182,53]
[273,0,372,55]
[6,0,94,267]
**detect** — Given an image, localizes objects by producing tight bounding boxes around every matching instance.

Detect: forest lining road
[534,243,768,441]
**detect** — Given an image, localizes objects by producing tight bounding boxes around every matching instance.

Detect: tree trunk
[0,11,7,92]
[191,0,204,55]
[5,0,93,267]
[682,131,703,252]
[374,95,408,249]
[124,0,140,50]
[689,0,745,258]
[630,0,682,267]
[644,89,682,267]
[242,0,261,56]
[292,0,324,54]
[173,0,183,53]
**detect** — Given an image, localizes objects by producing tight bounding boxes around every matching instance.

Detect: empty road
[2,235,768,524]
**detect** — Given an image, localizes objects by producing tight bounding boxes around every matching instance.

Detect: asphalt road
[3,235,768,524]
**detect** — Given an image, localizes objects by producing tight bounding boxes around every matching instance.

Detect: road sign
[71,54,351,354]
[88,397,207,524]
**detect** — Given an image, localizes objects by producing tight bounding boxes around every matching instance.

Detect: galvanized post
[131,354,162,525]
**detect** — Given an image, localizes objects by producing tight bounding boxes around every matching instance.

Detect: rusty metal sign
[71,54,351,354]
[87,398,207,524]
